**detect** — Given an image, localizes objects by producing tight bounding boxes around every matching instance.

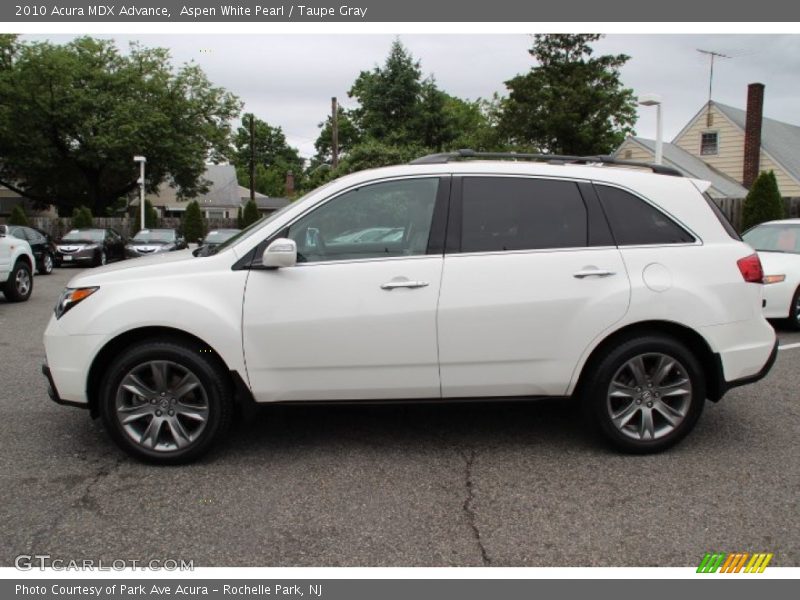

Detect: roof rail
[409,149,683,177]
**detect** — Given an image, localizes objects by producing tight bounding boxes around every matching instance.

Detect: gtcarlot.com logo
[697,552,773,573]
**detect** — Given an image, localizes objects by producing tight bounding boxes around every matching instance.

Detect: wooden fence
[712,197,800,232]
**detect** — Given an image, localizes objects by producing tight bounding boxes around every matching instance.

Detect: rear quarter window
[596,185,695,246]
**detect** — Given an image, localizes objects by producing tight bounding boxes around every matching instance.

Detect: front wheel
[99,340,233,464]
[2,260,33,302]
[582,334,705,453]
[38,252,54,275]
[786,287,800,331]
[94,250,107,267]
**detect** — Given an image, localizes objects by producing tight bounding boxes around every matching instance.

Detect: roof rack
[409,149,683,177]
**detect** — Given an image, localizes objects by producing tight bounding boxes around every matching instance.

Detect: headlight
[763,274,786,284]
[157,244,175,252]
[54,287,99,319]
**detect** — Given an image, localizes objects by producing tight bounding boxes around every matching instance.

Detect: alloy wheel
[114,360,209,452]
[15,268,31,296]
[606,352,692,441]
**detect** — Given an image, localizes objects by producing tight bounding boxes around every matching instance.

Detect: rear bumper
[712,338,779,401]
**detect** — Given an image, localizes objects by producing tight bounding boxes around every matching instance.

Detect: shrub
[70,206,94,229]
[8,204,28,226]
[182,200,206,243]
[242,199,260,228]
[741,171,784,232]
[237,206,244,229]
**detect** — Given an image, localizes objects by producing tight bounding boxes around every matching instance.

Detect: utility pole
[697,49,731,127]
[331,96,339,170]
[249,114,256,203]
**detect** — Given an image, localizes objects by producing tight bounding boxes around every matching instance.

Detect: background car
[125,228,187,258]
[55,228,125,267]
[0,229,35,301]
[743,218,800,329]
[194,228,240,256]
[0,224,57,274]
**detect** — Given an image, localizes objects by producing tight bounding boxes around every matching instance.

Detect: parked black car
[125,228,188,258]
[194,228,241,256]
[55,228,126,267]
[0,224,57,274]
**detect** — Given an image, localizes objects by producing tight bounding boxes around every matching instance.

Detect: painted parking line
[778,342,800,351]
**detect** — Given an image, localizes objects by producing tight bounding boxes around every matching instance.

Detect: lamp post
[133,156,147,229]
[639,94,663,165]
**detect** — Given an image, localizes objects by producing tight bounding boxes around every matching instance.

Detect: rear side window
[460,177,587,252]
[596,185,695,246]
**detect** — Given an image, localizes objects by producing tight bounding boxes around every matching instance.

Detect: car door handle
[381,279,430,290]
[573,268,615,279]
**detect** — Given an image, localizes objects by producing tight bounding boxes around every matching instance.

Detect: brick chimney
[742,83,765,189]
[285,171,295,198]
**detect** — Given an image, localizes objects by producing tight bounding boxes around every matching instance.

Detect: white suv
[0,229,35,302]
[42,152,777,463]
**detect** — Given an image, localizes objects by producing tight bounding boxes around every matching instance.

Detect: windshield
[743,223,800,254]
[204,229,240,244]
[62,230,104,243]
[133,229,175,243]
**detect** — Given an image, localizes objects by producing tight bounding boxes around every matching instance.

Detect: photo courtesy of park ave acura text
[0,30,799,572]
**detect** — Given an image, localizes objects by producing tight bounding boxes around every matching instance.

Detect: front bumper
[42,363,88,410]
[761,281,794,319]
[56,250,96,263]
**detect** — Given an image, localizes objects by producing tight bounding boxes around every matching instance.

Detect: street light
[133,156,147,229]
[639,94,663,165]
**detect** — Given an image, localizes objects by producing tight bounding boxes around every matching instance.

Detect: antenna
[698,49,731,126]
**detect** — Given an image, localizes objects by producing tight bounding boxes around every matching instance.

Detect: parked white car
[0,228,35,302]
[742,219,800,329]
[43,151,777,463]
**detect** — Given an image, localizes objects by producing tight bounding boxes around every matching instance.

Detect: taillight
[737,253,764,283]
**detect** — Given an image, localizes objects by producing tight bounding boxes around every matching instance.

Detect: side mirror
[262,238,297,268]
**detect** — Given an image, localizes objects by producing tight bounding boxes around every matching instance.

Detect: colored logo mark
[697,552,773,573]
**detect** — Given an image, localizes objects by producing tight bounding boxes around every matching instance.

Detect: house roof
[141,164,244,209]
[255,196,291,211]
[712,102,800,183]
[616,137,749,198]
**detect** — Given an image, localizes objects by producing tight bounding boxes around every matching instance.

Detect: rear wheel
[2,259,33,302]
[582,334,705,453]
[99,340,233,464]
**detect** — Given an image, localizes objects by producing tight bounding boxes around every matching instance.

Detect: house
[136,164,291,219]
[616,83,800,198]
[0,187,57,220]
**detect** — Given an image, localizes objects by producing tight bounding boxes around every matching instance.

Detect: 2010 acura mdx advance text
[42,151,778,464]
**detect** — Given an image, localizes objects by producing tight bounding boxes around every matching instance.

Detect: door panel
[243,257,443,401]
[437,248,629,397]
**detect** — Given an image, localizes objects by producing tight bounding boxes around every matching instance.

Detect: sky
[22,33,800,158]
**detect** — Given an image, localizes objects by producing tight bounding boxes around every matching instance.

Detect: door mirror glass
[262,238,297,268]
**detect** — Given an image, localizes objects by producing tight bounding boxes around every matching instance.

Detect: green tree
[182,200,205,243]
[232,113,302,198]
[237,206,244,229]
[0,36,241,215]
[742,171,784,232]
[70,206,93,228]
[500,34,637,155]
[242,199,260,228]
[8,204,28,226]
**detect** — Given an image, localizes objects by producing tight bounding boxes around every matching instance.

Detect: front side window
[287,178,439,263]
[700,132,719,155]
[596,185,695,246]
[459,177,588,252]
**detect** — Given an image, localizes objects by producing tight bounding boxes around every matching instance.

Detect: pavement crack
[28,457,124,551]
[460,449,491,566]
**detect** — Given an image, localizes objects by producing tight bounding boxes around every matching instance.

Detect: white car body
[0,232,35,292]
[44,160,775,405]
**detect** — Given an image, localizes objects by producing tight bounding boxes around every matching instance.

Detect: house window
[701,132,719,155]
[623,150,633,159]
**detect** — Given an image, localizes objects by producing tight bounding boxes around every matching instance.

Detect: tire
[582,334,705,454]
[2,259,33,302]
[38,252,54,275]
[94,250,107,267]
[99,339,233,464]
[786,287,800,331]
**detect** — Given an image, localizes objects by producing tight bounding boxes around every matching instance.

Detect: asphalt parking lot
[1,266,798,567]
